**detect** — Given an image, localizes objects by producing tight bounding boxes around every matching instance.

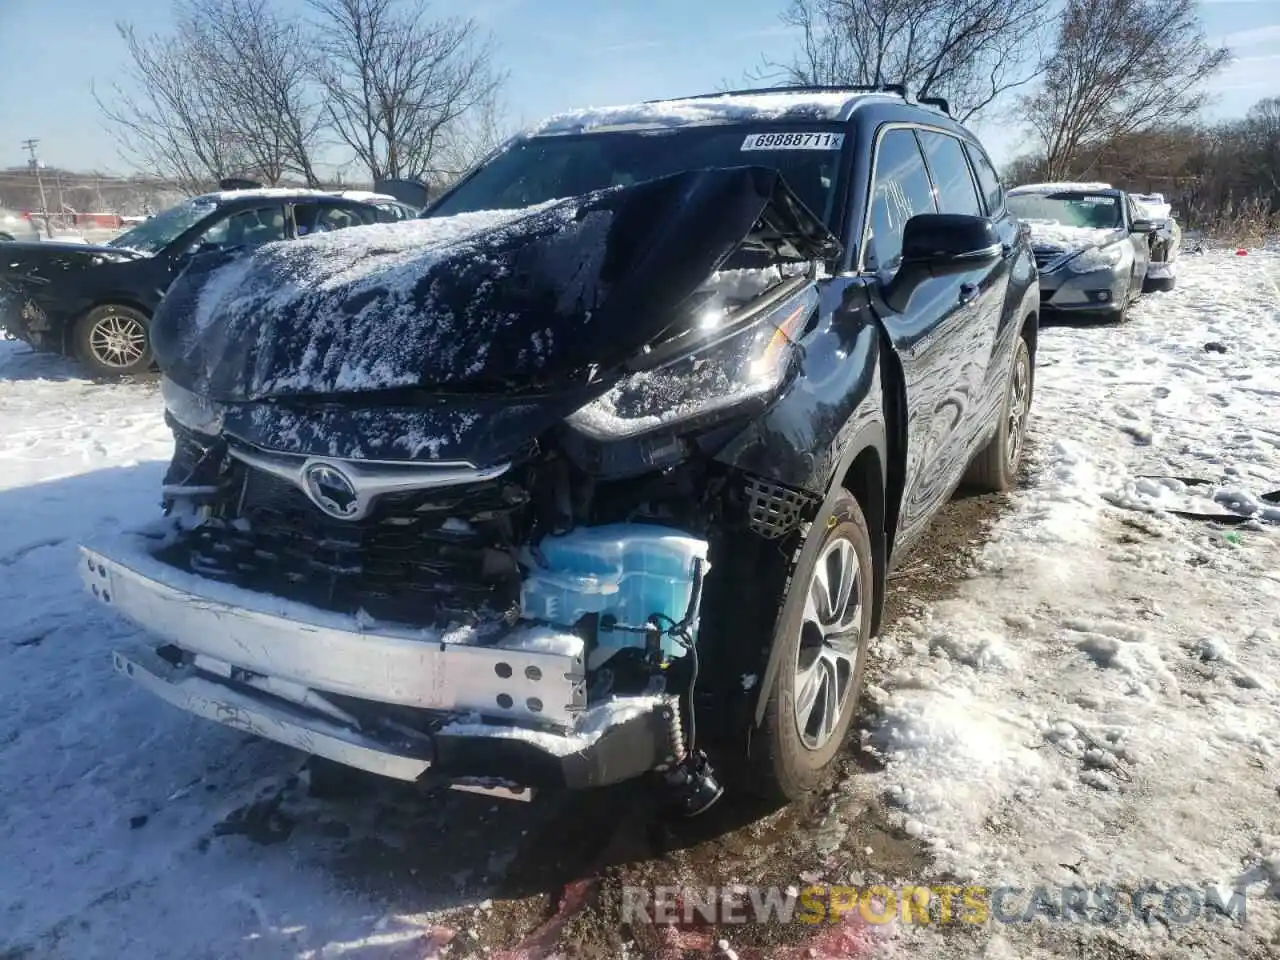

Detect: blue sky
[0,0,1276,175]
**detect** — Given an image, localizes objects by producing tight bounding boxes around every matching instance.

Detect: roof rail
[646,84,909,103]
[918,96,951,117]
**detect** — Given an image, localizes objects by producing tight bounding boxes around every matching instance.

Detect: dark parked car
[1007,182,1154,321]
[0,189,387,376]
[81,87,1039,813]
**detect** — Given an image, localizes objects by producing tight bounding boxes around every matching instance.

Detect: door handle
[959,282,979,305]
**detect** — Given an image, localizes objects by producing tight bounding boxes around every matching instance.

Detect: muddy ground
[208,479,1017,960]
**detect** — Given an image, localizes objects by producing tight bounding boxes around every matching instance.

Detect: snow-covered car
[1131,192,1180,292]
[80,86,1039,814]
[1008,182,1155,321]
[0,207,42,243]
[0,189,386,376]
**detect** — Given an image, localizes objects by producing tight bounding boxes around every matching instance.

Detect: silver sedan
[0,208,42,243]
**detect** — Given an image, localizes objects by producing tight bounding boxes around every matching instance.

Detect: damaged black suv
[81,86,1038,814]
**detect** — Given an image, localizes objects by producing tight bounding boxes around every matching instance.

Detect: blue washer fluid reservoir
[520,523,710,667]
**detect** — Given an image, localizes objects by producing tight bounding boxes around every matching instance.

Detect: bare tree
[98,0,326,190]
[1024,0,1230,179]
[307,0,506,183]
[1238,96,1280,197]
[95,22,247,192]
[183,0,326,185]
[754,0,1055,121]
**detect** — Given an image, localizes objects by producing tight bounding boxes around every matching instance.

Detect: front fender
[745,416,887,728]
[706,280,891,729]
[1000,238,1039,344]
[711,280,885,498]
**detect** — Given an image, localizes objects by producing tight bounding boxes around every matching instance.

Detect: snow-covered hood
[152,166,839,402]
[1022,221,1125,258]
[0,240,144,274]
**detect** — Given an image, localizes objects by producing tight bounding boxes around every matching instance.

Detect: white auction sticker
[741,132,845,151]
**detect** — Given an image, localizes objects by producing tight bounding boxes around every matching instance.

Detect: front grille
[743,475,815,539]
[163,440,531,623]
[1033,248,1066,270]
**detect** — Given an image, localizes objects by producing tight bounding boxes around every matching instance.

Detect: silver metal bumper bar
[112,644,433,781]
[80,543,586,727]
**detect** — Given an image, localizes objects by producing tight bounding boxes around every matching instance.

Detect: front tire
[748,491,874,802]
[964,334,1032,492]
[73,304,153,376]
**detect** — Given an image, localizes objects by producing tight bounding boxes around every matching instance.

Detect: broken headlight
[1066,242,1126,274]
[160,376,225,437]
[565,282,818,441]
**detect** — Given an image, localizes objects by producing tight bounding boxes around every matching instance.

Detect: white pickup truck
[1131,192,1181,291]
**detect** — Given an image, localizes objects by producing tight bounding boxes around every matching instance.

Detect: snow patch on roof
[530,91,866,135]
[1009,181,1114,195]
[198,187,338,203]
[331,190,398,204]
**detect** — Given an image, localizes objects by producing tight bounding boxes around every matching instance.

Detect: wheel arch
[749,418,888,729]
[84,297,153,320]
[1019,309,1038,396]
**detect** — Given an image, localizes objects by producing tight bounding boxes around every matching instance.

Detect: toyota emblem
[302,462,360,519]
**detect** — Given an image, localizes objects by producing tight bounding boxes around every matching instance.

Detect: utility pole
[21,138,52,238]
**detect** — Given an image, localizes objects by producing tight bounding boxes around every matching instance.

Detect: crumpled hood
[0,240,141,276]
[1024,221,1125,258]
[152,166,840,402]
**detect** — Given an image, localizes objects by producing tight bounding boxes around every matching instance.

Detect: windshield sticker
[741,132,845,151]
[1083,196,1115,203]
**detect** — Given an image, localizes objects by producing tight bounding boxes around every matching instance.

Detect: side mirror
[901,213,1002,269]
[1131,218,1155,233]
[884,214,1001,312]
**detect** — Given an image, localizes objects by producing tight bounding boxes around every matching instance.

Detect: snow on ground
[2,248,1279,958]
[0,349,490,959]
[855,249,1280,957]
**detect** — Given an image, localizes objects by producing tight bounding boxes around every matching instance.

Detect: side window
[376,202,407,222]
[191,206,286,252]
[965,143,1005,215]
[917,131,983,217]
[863,128,938,271]
[345,203,381,226]
[294,203,368,237]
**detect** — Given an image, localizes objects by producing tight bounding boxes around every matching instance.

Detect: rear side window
[918,131,982,217]
[376,202,409,222]
[965,143,1005,215]
[294,203,371,237]
[863,128,938,271]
